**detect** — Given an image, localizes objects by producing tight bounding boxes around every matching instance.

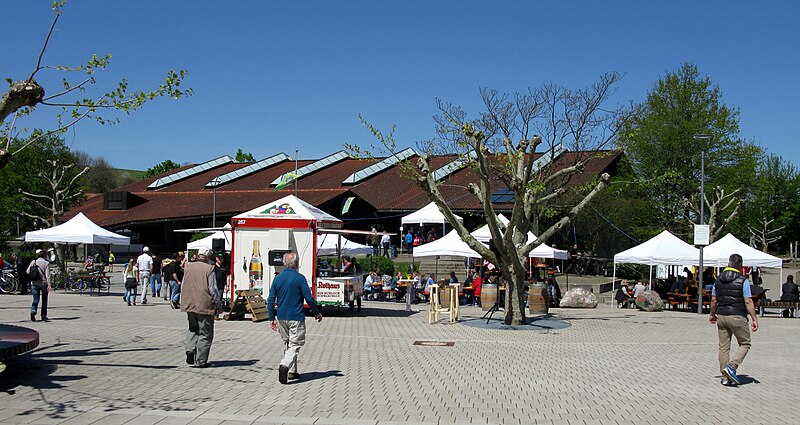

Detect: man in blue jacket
[268,252,322,384]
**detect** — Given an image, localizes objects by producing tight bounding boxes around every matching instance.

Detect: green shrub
[360,256,395,276]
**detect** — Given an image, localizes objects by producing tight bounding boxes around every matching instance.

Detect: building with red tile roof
[62,149,621,252]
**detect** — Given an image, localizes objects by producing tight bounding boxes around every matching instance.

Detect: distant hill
[114,168,146,185]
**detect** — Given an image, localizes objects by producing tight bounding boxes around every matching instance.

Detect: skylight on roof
[342,148,416,185]
[148,156,234,190]
[432,151,477,181]
[270,150,349,186]
[530,144,568,174]
[206,153,291,188]
[490,188,514,203]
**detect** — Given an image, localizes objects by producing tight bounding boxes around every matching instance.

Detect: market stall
[230,195,361,308]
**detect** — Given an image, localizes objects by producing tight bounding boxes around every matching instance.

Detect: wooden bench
[757,300,800,318]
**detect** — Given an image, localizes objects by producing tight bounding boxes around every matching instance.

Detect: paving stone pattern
[0,288,798,424]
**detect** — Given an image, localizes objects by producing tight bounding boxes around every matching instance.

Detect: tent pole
[611,263,616,306]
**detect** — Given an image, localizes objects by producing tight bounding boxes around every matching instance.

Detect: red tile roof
[63,150,621,229]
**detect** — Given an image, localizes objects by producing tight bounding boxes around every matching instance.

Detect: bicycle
[0,269,19,294]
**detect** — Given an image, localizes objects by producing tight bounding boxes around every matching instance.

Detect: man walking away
[136,247,153,304]
[29,249,50,321]
[381,232,391,258]
[268,252,322,384]
[180,248,219,368]
[709,253,758,386]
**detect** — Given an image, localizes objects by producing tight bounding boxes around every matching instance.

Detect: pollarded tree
[0,1,192,171]
[355,72,627,325]
[617,62,759,241]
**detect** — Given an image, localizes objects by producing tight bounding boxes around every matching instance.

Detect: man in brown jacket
[180,248,220,368]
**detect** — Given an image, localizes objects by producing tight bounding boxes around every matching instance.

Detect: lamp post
[211,177,220,228]
[693,134,712,314]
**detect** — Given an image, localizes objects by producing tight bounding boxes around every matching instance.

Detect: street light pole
[694,134,712,314]
[211,177,220,228]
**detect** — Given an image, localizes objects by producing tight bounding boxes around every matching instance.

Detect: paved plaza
[0,287,798,425]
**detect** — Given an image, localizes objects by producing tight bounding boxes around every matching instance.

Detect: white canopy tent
[316,233,373,256]
[471,215,569,260]
[401,202,463,238]
[25,212,130,245]
[611,230,700,296]
[702,233,782,268]
[413,227,569,260]
[702,233,783,295]
[186,224,232,252]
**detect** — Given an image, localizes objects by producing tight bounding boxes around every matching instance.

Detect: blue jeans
[170,280,180,303]
[31,284,49,317]
[150,274,162,296]
[124,284,138,303]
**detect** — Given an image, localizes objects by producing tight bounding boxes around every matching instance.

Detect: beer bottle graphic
[249,240,263,287]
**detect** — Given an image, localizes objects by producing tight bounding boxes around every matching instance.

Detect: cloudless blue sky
[3,0,798,170]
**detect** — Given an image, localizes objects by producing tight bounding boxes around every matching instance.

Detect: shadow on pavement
[208,359,260,368]
[293,369,344,383]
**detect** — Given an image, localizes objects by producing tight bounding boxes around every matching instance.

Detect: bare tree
[0,2,192,170]
[685,186,744,243]
[748,218,785,253]
[19,159,89,228]
[355,72,627,325]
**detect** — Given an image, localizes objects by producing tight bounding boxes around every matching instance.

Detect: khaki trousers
[717,315,751,372]
[278,320,306,373]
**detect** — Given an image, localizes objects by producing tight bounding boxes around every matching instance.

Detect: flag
[273,173,298,191]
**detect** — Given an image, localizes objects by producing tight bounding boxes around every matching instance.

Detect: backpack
[28,260,42,281]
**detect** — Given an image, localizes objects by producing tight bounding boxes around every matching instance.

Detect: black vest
[715,269,747,317]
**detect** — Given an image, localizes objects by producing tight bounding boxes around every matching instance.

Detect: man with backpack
[29,249,50,322]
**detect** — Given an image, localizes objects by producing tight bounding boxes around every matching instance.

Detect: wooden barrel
[481,283,498,311]
[528,282,549,314]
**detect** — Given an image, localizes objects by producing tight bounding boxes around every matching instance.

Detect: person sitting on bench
[615,280,634,308]
[780,275,799,317]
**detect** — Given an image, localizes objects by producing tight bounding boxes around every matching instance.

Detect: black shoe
[278,365,288,384]
[142,300,147,305]
[192,363,210,368]
[186,351,195,365]
[127,302,131,306]
[41,317,49,322]
[30,313,36,322]
[287,372,300,380]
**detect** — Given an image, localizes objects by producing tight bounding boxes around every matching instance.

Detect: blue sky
[3,0,798,170]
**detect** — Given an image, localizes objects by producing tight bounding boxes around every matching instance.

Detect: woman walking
[123,259,138,306]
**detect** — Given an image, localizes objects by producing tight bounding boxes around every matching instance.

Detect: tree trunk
[503,266,527,325]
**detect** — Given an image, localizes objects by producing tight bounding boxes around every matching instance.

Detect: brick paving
[0,288,798,424]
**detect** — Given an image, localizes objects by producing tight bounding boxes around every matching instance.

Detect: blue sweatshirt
[267,268,320,321]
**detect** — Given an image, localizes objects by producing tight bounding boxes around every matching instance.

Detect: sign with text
[694,224,710,246]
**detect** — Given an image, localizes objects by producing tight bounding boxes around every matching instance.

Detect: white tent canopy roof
[471,215,569,260]
[233,194,342,228]
[702,233,783,268]
[186,224,232,252]
[401,202,463,225]
[316,233,373,256]
[413,227,569,260]
[24,212,130,245]
[413,230,481,258]
[613,230,699,265]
